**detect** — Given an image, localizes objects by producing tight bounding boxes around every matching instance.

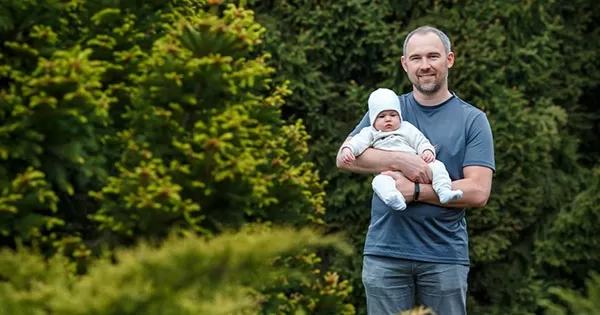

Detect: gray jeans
[362,255,469,315]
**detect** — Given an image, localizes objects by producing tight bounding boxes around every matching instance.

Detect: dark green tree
[247,0,600,313]
[0,0,355,313]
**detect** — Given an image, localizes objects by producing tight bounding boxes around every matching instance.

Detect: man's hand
[396,152,433,184]
[420,150,435,163]
[336,139,434,180]
[340,147,356,164]
[382,171,415,201]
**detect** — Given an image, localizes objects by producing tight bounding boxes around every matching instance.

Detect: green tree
[0,0,354,313]
[542,272,600,315]
[535,166,600,290]
[246,0,600,314]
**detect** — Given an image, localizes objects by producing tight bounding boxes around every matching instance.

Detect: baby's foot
[372,175,407,211]
[386,194,407,211]
[438,190,463,204]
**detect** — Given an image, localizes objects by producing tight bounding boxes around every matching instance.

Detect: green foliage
[88,9,327,242]
[0,227,351,315]
[542,272,600,315]
[247,0,600,314]
[0,168,59,240]
[260,249,354,315]
[398,306,436,315]
[1,0,599,313]
[535,166,600,282]
[0,0,354,313]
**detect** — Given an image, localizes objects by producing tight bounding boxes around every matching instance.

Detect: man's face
[401,32,454,95]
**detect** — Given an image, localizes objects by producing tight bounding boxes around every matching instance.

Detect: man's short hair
[403,26,452,57]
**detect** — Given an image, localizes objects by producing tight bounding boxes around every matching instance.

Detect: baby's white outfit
[343,88,463,210]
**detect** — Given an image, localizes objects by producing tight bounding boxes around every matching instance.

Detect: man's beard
[415,80,442,95]
[411,72,446,95]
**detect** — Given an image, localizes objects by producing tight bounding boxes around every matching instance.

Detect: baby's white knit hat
[368,88,402,126]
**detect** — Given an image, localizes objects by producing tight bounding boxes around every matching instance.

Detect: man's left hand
[381,171,414,201]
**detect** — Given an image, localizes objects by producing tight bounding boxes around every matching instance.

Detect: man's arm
[336,112,433,182]
[342,127,375,157]
[336,137,433,182]
[336,137,405,174]
[396,110,495,208]
[391,165,493,208]
[335,112,399,174]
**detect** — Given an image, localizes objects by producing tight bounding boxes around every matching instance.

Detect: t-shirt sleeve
[348,112,370,137]
[464,112,496,172]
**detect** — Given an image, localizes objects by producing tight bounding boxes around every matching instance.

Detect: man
[336,26,495,315]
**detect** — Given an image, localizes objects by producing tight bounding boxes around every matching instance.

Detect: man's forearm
[414,178,490,208]
[336,147,402,174]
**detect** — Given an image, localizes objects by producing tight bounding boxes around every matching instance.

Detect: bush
[0,227,351,315]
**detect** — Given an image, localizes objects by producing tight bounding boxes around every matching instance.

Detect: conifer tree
[247,0,600,313]
[0,0,354,313]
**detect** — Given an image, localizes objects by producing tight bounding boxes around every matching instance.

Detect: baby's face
[374,110,401,132]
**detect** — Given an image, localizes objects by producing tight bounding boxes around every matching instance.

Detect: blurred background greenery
[0,0,598,314]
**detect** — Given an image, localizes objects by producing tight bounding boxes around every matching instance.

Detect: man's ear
[401,56,408,72]
[447,52,455,68]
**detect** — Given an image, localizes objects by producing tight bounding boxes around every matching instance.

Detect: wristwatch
[413,182,420,202]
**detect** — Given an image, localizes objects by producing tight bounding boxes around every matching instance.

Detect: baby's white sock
[372,175,407,211]
[438,189,463,204]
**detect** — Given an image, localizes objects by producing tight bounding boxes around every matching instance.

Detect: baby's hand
[421,150,435,163]
[341,147,355,164]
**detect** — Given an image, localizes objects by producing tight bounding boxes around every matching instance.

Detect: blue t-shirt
[349,92,495,265]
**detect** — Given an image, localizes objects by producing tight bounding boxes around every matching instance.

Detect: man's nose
[420,58,432,69]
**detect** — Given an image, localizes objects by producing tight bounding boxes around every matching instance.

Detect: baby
[340,88,463,210]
